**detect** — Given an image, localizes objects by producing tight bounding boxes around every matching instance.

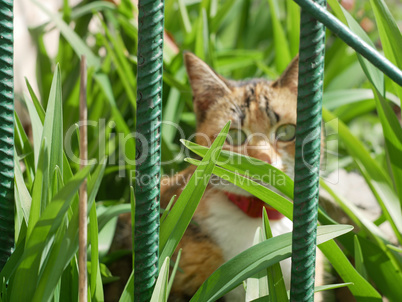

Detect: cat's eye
[227,129,248,146]
[276,124,296,142]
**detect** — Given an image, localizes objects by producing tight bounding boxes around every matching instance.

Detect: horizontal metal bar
[294,0,402,87]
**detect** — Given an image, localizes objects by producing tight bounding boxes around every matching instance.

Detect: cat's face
[184,53,298,194]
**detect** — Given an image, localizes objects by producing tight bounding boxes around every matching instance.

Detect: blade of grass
[14,152,31,232]
[89,202,104,301]
[177,0,192,34]
[159,122,230,264]
[357,236,402,301]
[373,90,402,208]
[181,140,293,199]
[150,257,170,302]
[369,0,402,104]
[185,157,293,219]
[26,139,48,241]
[70,1,116,20]
[167,249,182,297]
[33,0,101,69]
[323,108,402,244]
[354,236,368,280]
[263,209,287,301]
[93,73,136,167]
[190,225,353,302]
[14,111,35,188]
[286,0,300,57]
[266,0,291,72]
[160,195,176,225]
[118,271,134,302]
[245,228,269,302]
[323,89,399,110]
[327,0,385,95]
[25,78,45,122]
[41,65,63,199]
[23,94,44,168]
[9,165,92,301]
[33,159,106,302]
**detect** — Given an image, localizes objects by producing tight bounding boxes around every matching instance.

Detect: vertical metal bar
[134,0,164,300]
[0,0,14,270]
[290,0,326,301]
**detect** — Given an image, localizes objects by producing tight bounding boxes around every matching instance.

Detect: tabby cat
[164,53,328,301]
[107,53,327,302]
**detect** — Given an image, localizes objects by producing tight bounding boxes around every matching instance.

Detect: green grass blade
[93,73,136,166]
[14,109,35,187]
[314,282,353,292]
[327,0,385,95]
[323,108,402,243]
[118,271,134,302]
[0,239,25,294]
[357,236,402,301]
[130,186,135,269]
[245,228,269,301]
[89,203,104,301]
[150,257,170,302]
[70,1,116,20]
[14,152,31,237]
[190,225,353,302]
[97,204,131,232]
[167,249,182,297]
[32,160,106,302]
[263,209,287,301]
[323,89,399,110]
[266,0,291,72]
[286,0,300,57]
[25,78,45,122]
[27,139,48,241]
[318,240,382,301]
[369,0,402,104]
[373,91,402,209]
[354,236,368,280]
[99,18,137,110]
[159,122,230,264]
[33,0,101,69]
[185,157,293,220]
[160,195,175,225]
[177,0,192,34]
[249,283,353,301]
[41,65,64,198]
[23,94,44,168]
[181,140,293,199]
[9,165,92,301]
[320,180,388,241]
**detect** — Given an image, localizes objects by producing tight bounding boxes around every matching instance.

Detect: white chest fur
[202,190,293,300]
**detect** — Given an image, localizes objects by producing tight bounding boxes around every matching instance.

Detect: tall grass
[3,0,402,301]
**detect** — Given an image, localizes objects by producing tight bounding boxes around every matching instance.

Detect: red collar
[224,192,284,220]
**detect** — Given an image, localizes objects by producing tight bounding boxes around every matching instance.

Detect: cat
[106,53,327,302]
[162,53,328,301]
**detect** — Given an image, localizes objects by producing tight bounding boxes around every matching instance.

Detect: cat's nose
[256,153,272,164]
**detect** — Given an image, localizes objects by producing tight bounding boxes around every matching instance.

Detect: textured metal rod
[294,0,402,87]
[134,0,164,301]
[290,0,326,301]
[0,0,14,270]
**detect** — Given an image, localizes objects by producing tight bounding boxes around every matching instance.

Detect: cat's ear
[273,56,299,94]
[184,52,231,98]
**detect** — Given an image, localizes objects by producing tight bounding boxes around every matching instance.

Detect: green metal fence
[0,0,14,270]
